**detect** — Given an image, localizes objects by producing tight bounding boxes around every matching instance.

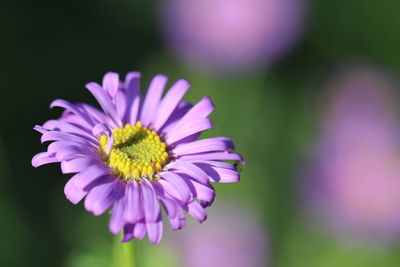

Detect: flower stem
[113,234,135,267]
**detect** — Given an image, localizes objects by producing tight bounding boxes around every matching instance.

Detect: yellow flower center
[99,121,169,182]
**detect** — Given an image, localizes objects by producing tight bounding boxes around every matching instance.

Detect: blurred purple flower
[308,66,400,243]
[160,0,306,72]
[169,201,268,267]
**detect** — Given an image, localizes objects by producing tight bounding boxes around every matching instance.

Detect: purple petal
[115,90,127,121]
[133,221,147,239]
[195,163,240,183]
[141,179,160,222]
[122,224,135,242]
[85,82,121,127]
[122,221,147,242]
[159,195,178,219]
[32,152,59,167]
[64,175,87,204]
[168,208,185,230]
[181,173,215,206]
[166,118,213,145]
[168,160,209,184]
[33,125,47,134]
[43,120,95,143]
[189,160,236,170]
[154,183,178,219]
[172,137,234,156]
[139,74,168,126]
[171,96,214,131]
[72,164,109,188]
[153,78,190,130]
[125,181,143,223]
[184,200,207,223]
[179,151,243,162]
[50,99,95,127]
[41,130,96,146]
[61,157,95,174]
[47,141,86,157]
[159,172,191,203]
[159,101,192,136]
[109,195,126,234]
[92,123,111,137]
[102,72,119,98]
[77,103,108,125]
[57,146,90,161]
[124,72,141,124]
[147,220,163,244]
[84,177,124,216]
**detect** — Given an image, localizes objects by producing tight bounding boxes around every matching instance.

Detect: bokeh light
[306,65,400,244]
[160,0,306,72]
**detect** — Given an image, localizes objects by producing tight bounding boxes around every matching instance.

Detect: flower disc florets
[100,121,169,181]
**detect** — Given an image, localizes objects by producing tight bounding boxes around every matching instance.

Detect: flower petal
[31,152,59,167]
[43,120,95,142]
[159,172,191,203]
[124,72,141,124]
[61,157,95,174]
[133,221,147,239]
[125,181,143,224]
[84,178,124,216]
[64,175,87,204]
[40,130,95,146]
[168,160,209,184]
[146,220,163,244]
[195,162,240,183]
[171,96,214,131]
[102,72,119,98]
[50,99,95,127]
[85,82,121,127]
[181,174,215,207]
[172,137,234,156]
[139,74,168,126]
[166,118,213,145]
[184,200,207,223]
[141,179,160,223]
[109,195,126,234]
[179,151,243,162]
[168,209,185,230]
[72,164,109,188]
[153,78,190,130]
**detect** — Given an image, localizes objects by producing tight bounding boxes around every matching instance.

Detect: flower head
[32,72,243,243]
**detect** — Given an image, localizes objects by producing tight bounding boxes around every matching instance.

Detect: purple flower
[32,72,243,244]
[307,66,400,243]
[168,201,269,267]
[160,0,306,71]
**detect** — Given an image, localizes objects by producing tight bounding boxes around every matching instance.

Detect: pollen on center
[99,121,169,182]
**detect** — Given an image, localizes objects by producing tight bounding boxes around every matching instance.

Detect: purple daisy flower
[32,72,243,244]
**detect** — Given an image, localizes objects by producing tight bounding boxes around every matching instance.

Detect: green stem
[112,234,135,267]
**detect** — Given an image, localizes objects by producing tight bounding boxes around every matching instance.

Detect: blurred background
[2,0,400,266]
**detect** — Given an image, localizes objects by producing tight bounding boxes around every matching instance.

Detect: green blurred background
[2,0,400,266]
